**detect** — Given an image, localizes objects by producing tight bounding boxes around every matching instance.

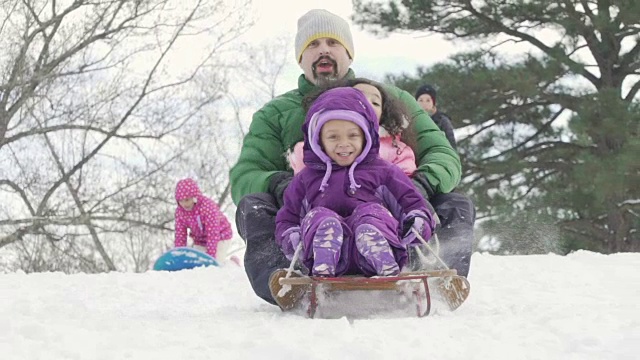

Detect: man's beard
[312,56,339,86]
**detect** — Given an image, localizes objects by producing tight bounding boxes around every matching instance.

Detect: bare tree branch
[0,0,252,272]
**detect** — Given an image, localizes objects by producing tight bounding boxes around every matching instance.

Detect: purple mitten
[288,232,301,253]
[402,217,432,245]
[281,228,301,260]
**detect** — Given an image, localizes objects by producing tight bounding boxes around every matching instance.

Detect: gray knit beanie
[294,9,354,62]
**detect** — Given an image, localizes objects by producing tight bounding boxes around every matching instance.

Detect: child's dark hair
[302,78,417,149]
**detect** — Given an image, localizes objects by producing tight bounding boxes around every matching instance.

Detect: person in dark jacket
[275,87,435,282]
[415,84,457,149]
[231,9,475,308]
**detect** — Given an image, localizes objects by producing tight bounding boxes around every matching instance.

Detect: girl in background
[174,178,234,261]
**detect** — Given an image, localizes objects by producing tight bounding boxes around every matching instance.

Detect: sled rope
[278,242,303,297]
[411,229,470,311]
[411,229,449,270]
[413,246,430,267]
[413,233,440,267]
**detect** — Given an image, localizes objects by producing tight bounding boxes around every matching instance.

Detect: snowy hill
[2,251,639,360]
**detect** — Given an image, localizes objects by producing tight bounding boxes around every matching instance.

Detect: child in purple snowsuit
[275,87,436,277]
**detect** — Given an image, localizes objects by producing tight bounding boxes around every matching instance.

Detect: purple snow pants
[299,203,408,277]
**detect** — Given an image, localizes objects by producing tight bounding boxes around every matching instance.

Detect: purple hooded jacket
[275,87,435,257]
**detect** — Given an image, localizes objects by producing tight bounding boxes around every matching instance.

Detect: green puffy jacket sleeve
[230,106,286,205]
[386,85,462,193]
[229,86,307,205]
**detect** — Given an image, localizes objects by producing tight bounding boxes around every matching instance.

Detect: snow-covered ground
[2,251,639,360]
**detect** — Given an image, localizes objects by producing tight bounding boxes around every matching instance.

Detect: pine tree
[353,0,640,253]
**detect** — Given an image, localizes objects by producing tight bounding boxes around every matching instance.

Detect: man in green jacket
[230,9,474,308]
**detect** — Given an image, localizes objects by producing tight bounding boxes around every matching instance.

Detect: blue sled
[153,247,218,271]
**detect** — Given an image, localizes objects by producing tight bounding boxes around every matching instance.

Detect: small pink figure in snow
[174,178,233,259]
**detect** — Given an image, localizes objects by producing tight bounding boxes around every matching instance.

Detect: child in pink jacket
[174,178,233,259]
[289,78,417,176]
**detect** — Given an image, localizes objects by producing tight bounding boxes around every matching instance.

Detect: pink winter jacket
[174,178,232,258]
[288,131,417,176]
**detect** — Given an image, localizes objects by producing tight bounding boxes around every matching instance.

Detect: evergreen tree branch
[461,1,600,86]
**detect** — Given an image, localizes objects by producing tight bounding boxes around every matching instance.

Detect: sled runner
[270,230,470,318]
[273,269,469,318]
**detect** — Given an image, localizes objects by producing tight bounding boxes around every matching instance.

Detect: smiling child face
[319,119,364,166]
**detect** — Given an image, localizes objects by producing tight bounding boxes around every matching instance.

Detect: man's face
[417,94,436,115]
[299,37,352,85]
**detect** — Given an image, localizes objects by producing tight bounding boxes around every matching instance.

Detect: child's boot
[312,217,343,277]
[355,224,400,276]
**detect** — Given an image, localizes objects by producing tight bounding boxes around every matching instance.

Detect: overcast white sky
[242,0,463,90]
[240,1,638,99]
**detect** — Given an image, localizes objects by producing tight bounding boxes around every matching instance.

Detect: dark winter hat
[415,84,437,105]
[295,9,354,62]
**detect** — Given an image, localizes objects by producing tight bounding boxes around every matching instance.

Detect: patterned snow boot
[355,224,400,276]
[312,217,344,277]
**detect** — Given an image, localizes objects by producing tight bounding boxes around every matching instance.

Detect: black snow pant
[235,193,289,305]
[429,192,475,277]
[235,192,475,306]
